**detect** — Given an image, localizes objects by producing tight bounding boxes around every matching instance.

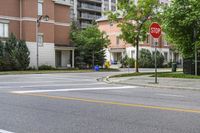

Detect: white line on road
[0,129,15,133]
[11,86,135,94]
[20,82,105,88]
[156,93,185,98]
[0,80,91,84]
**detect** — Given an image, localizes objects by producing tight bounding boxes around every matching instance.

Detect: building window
[38,33,43,46]
[111,5,116,11]
[0,23,9,38]
[38,0,43,16]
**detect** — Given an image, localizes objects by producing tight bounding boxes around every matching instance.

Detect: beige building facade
[97,19,182,66]
[0,0,75,68]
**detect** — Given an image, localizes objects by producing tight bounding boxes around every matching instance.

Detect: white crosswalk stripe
[11,86,135,94]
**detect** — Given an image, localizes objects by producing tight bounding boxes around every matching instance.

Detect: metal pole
[155,41,158,84]
[36,21,39,70]
[194,28,197,76]
[92,51,94,69]
[195,43,197,76]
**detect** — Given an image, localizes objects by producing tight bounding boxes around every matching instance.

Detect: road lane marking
[11,86,135,94]
[0,129,15,133]
[20,82,105,88]
[156,93,185,98]
[18,93,200,114]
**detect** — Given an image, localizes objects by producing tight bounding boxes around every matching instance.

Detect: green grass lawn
[110,71,200,79]
[154,72,200,79]
[109,72,154,78]
[0,68,119,75]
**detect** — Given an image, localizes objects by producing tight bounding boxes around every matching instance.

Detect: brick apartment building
[97,18,182,67]
[0,0,75,68]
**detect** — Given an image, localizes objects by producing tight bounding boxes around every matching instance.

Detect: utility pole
[194,27,198,76]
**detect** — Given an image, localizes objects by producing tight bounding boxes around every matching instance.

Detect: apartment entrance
[112,52,122,64]
[55,46,75,68]
[55,51,62,67]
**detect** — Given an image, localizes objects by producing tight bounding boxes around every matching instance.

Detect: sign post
[150,22,161,84]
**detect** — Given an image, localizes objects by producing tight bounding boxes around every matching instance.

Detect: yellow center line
[17,93,200,114]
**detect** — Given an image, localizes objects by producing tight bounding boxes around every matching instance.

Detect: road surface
[0,72,200,133]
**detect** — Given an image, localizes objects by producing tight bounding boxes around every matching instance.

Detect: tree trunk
[135,38,139,73]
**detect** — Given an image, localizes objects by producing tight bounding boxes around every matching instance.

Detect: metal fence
[183,58,200,75]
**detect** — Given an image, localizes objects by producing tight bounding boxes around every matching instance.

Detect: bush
[139,49,153,68]
[0,33,30,70]
[120,55,129,68]
[39,65,56,70]
[139,49,165,68]
[120,55,135,68]
[152,51,165,68]
[127,58,135,68]
[104,60,110,68]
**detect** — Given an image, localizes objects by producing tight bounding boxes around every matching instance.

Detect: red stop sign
[150,22,161,38]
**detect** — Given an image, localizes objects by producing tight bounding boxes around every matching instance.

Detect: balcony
[52,0,71,6]
[79,13,101,20]
[78,0,102,4]
[78,3,102,12]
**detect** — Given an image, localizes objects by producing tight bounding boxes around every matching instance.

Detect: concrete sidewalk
[106,75,200,91]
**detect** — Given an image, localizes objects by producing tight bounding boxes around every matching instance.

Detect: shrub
[120,55,135,68]
[104,60,110,68]
[15,40,30,70]
[152,51,165,68]
[39,65,56,70]
[0,33,30,70]
[127,58,135,68]
[139,49,153,68]
[120,55,129,68]
[139,49,165,68]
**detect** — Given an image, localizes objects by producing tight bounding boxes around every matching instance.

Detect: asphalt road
[0,72,200,133]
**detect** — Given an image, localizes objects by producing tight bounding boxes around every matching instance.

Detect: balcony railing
[80,13,101,20]
[79,3,101,11]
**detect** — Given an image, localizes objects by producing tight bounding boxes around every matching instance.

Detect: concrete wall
[26,42,55,68]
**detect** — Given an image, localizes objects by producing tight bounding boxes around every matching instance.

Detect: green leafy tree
[107,0,160,72]
[71,25,110,68]
[162,0,200,58]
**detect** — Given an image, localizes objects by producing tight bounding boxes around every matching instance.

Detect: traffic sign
[150,22,161,39]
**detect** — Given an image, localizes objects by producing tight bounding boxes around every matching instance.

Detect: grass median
[0,68,119,75]
[110,71,200,79]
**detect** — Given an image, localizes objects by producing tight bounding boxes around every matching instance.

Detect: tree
[0,33,30,70]
[162,0,200,58]
[15,40,30,70]
[107,0,160,72]
[0,41,4,70]
[4,33,18,70]
[71,24,110,68]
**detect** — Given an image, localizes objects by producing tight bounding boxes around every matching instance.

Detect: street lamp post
[36,15,49,70]
[194,26,198,76]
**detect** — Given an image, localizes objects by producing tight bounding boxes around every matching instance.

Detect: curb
[102,76,200,91]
